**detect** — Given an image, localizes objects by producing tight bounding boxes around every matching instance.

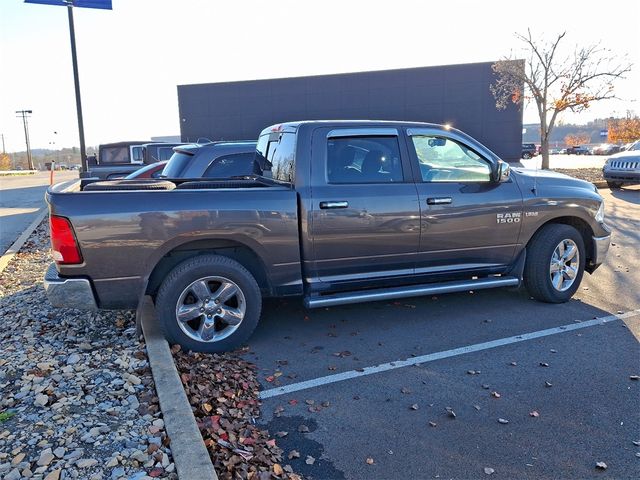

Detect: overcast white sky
[0,0,638,151]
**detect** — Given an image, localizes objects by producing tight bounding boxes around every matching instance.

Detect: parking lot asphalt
[243,186,640,479]
[0,171,77,254]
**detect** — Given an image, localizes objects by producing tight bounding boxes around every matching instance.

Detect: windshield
[161,152,193,177]
[631,141,640,151]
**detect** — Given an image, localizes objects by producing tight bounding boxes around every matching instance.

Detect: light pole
[16,110,34,170]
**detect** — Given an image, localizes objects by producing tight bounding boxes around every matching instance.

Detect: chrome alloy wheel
[549,239,580,292]
[175,276,246,343]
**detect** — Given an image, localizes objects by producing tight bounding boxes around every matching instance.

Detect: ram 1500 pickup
[44,121,611,352]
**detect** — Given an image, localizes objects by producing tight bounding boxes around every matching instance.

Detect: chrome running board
[304,276,520,309]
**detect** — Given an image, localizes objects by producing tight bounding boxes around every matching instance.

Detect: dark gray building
[178,61,523,161]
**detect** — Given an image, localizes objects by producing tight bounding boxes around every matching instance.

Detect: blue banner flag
[25,0,112,10]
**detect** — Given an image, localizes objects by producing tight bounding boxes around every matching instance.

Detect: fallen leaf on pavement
[275,431,288,438]
[484,467,495,475]
[446,407,456,418]
[298,425,309,433]
[305,456,315,465]
[545,381,553,388]
[288,399,298,406]
[539,362,549,367]
[273,464,284,476]
[288,450,300,460]
[530,411,540,417]
[410,404,419,410]
[429,421,437,427]
[401,387,411,394]
[595,462,607,470]
[510,362,517,366]
[498,418,509,424]
[491,391,501,398]
[630,375,639,380]
[474,405,481,411]
[366,457,374,465]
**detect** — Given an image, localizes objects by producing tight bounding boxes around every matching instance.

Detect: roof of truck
[260,120,453,136]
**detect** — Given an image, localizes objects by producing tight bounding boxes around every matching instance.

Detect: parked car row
[124,141,258,180]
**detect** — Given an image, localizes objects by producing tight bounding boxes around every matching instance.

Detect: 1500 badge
[497,212,521,223]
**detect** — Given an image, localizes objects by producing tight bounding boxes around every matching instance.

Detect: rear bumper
[43,263,98,310]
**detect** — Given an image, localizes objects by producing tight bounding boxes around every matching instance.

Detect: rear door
[308,127,421,285]
[406,127,523,273]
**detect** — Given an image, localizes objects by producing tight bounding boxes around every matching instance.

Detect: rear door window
[327,136,404,184]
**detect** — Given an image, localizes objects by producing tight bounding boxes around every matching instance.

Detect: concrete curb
[140,296,219,480]
[0,179,79,273]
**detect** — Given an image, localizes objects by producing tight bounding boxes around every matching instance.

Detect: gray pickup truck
[44,120,611,352]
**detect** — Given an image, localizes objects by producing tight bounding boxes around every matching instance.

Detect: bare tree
[491,30,632,169]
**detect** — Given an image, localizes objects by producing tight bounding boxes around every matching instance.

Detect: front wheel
[523,224,585,303]
[155,255,261,352]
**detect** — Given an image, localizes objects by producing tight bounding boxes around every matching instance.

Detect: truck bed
[46,182,302,309]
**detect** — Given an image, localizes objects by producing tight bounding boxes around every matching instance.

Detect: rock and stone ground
[0,220,177,480]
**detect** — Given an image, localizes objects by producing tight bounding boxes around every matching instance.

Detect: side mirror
[495,160,510,182]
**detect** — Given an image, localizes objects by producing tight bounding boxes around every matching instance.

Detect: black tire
[155,254,261,353]
[606,180,623,189]
[522,152,532,159]
[523,224,585,303]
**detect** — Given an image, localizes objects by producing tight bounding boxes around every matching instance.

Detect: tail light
[50,215,82,264]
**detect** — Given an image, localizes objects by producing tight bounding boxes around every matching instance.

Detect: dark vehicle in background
[125,161,168,179]
[565,145,590,155]
[81,141,149,180]
[142,143,184,164]
[161,141,258,179]
[521,143,538,159]
[603,140,640,188]
[44,120,610,353]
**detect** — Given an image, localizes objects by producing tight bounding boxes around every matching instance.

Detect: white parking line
[259,309,640,399]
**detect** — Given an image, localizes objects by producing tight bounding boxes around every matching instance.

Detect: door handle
[320,201,349,209]
[426,197,452,205]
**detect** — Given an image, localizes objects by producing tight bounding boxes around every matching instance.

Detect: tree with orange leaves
[608,113,640,143]
[564,133,591,147]
[491,30,631,169]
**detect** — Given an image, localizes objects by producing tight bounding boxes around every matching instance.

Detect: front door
[406,128,523,273]
[308,127,421,286]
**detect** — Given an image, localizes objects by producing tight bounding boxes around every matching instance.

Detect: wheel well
[530,216,594,262]
[145,239,271,297]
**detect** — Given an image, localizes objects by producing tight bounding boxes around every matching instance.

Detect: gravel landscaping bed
[552,168,604,183]
[0,220,177,480]
[173,347,302,480]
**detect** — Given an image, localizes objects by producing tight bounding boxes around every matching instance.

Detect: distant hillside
[523,120,610,146]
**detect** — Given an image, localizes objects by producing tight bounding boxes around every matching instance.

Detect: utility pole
[1,133,5,154]
[16,110,34,170]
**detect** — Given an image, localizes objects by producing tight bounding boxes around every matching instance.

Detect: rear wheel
[155,255,261,352]
[606,180,623,189]
[522,152,532,159]
[524,224,585,303]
